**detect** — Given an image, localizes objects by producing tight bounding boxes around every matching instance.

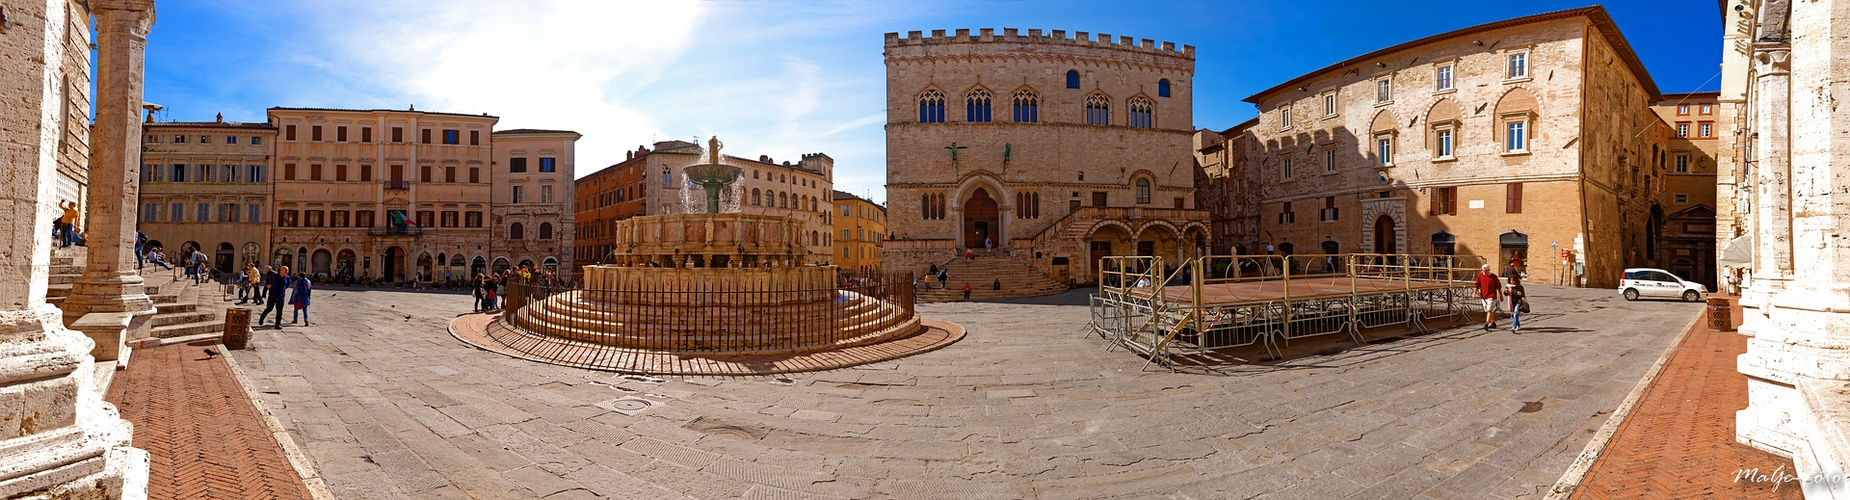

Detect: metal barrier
[1090,253,1484,371]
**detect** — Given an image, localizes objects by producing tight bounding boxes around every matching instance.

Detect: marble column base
[60,272,155,327]
[0,305,148,500]
[1737,285,1850,498]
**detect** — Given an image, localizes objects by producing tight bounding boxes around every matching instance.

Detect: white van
[1619,268,1708,302]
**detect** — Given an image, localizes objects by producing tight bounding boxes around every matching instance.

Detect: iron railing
[369,226,422,237]
[384,180,411,190]
[489,273,918,365]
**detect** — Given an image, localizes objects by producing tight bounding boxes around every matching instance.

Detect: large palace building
[883,28,1210,285]
[138,116,278,272]
[1231,7,1672,288]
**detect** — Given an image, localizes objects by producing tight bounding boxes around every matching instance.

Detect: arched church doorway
[963,188,999,250]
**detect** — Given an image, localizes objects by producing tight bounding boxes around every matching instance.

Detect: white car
[1619,268,1708,302]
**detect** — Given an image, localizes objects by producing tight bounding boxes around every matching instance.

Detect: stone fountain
[463,137,960,374]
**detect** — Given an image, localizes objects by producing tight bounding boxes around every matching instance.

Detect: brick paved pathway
[106,339,312,500]
[1569,297,1801,499]
[234,284,1699,499]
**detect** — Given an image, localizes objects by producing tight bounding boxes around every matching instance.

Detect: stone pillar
[63,0,157,326]
[0,0,150,496]
[1748,45,1795,303]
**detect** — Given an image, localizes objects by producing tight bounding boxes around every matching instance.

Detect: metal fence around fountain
[492,273,918,369]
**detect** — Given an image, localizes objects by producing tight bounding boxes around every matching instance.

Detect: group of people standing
[471,264,561,312]
[234,264,313,328]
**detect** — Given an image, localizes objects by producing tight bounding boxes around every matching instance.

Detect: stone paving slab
[233,283,1698,499]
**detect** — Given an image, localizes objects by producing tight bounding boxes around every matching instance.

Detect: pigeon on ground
[203,348,219,359]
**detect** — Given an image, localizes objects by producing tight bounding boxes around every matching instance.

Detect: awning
[1718,234,1753,265]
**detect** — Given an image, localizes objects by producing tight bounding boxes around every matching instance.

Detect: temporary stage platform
[1090,253,1488,371]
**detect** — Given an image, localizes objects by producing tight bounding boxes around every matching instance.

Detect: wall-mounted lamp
[1473,40,1484,46]
[1375,62,1387,68]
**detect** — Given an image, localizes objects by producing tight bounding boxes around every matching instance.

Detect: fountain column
[64,0,157,332]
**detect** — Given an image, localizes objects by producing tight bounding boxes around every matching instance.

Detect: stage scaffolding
[1089,253,1487,371]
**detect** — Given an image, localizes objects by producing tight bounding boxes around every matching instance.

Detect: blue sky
[143,1,1721,204]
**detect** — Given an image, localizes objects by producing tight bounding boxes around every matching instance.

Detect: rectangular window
[331,210,349,227]
[361,127,372,143]
[284,126,296,140]
[1376,78,1392,103]
[1279,104,1292,129]
[173,135,188,143]
[226,136,237,144]
[1675,155,1690,173]
[336,165,348,182]
[142,203,157,222]
[392,127,404,142]
[200,135,211,144]
[464,211,482,228]
[249,165,263,183]
[283,163,296,181]
[421,129,432,144]
[542,185,553,203]
[196,203,211,222]
[355,210,375,227]
[1279,201,1295,224]
[512,186,524,204]
[171,203,184,222]
[310,164,323,181]
[445,166,456,183]
[443,129,458,145]
[420,166,432,182]
[172,164,187,182]
[441,211,459,228]
[251,136,262,145]
[1377,138,1393,165]
[305,210,324,227]
[1700,103,1713,115]
[336,126,348,142]
[417,211,435,227]
[311,125,323,141]
[1436,129,1453,157]
[1507,52,1528,78]
[842,228,852,240]
[1282,158,1293,180]
[540,157,556,172]
[1430,187,1457,216]
[220,203,236,222]
[509,158,528,173]
[1325,149,1337,173]
[361,165,373,182]
[1506,182,1523,214]
[248,204,261,223]
[1321,196,1339,222]
[1322,93,1335,116]
[1675,193,1689,204]
[1506,122,1526,151]
[278,209,297,227]
[469,167,479,183]
[198,164,213,183]
[469,130,480,146]
[1699,121,1713,138]
[1676,122,1690,137]
[1677,104,1690,115]
[1435,65,1453,90]
[222,164,235,182]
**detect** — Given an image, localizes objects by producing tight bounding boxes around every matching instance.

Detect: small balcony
[370,226,422,237]
[384,180,411,190]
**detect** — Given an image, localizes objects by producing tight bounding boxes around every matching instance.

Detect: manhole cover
[598,397,659,416]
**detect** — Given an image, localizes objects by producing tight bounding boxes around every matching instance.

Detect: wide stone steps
[534,291,888,325]
[509,294,916,352]
[918,255,1068,302]
[152,320,222,339]
[518,294,904,338]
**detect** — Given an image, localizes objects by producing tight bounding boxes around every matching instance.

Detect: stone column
[1748,45,1794,299]
[63,0,157,327]
[0,0,149,497]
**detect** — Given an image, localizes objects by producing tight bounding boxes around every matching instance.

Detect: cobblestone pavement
[106,339,313,500]
[233,283,1699,499]
[1569,297,1800,499]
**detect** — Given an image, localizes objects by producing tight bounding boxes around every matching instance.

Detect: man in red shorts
[1475,264,1502,330]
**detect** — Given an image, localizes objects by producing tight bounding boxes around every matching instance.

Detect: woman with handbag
[1507,273,1527,332]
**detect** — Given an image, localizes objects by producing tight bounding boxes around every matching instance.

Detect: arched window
[918,89,946,123]
[965,89,992,122]
[661,167,670,187]
[751,188,761,205]
[1136,178,1152,204]
[810,198,818,211]
[779,192,788,208]
[1158,79,1171,98]
[509,222,524,240]
[1012,90,1038,123]
[811,231,819,246]
[1065,70,1080,89]
[1128,97,1154,129]
[539,222,553,240]
[1085,93,1111,126]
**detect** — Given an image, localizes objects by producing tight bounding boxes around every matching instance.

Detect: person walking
[289,273,313,326]
[134,231,146,270]
[235,265,251,304]
[56,200,78,248]
[937,268,949,289]
[1475,264,1502,330]
[984,237,993,253]
[190,248,208,285]
[964,248,974,263]
[1507,272,1527,332]
[259,266,289,328]
[472,275,484,312]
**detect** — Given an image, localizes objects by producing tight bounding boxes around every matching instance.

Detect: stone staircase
[917,253,1068,302]
[46,247,227,347]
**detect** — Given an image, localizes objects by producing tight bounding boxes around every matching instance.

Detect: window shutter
[1429,190,1438,216]
[1445,188,1457,215]
[1508,183,1523,214]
